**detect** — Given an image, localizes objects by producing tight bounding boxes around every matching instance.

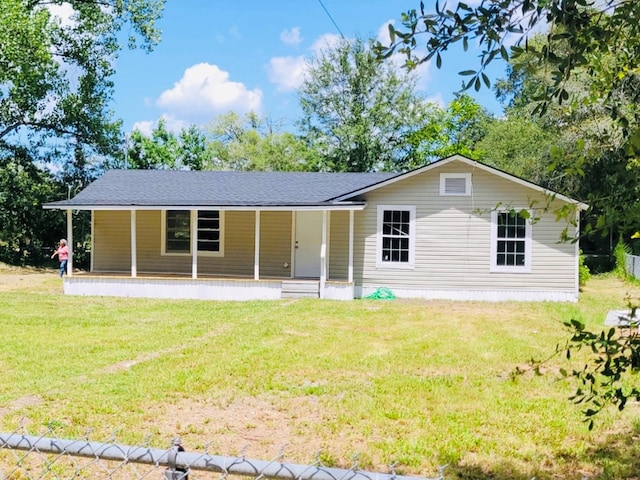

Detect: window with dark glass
[496,212,527,267]
[166,210,191,253]
[197,210,221,252]
[165,210,222,254]
[381,209,411,263]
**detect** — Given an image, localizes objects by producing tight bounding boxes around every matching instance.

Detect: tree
[298,37,429,172]
[207,112,318,171]
[407,94,492,166]
[379,1,640,153]
[0,0,165,266]
[0,148,65,265]
[0,0,165,171]
[125,120,212,170]
[474,114,557,181]
[491,33,640,249]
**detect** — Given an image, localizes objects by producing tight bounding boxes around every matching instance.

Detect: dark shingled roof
[45,170,399,208]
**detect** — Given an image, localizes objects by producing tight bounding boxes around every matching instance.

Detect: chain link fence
[0,424,443,480]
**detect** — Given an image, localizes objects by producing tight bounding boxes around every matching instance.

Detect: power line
[316,0,345,38]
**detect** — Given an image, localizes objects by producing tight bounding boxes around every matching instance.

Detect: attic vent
[440,173,471,196]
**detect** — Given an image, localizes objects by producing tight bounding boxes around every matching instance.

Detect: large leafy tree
[0,0,164,173]
[207,112,318,171]
[298,37,429,172]
[492,33,640,246]
[125,120,212,170]
[379,1,640,152]
[0,0,165,266]
[0,148,65,265]
[407,94,493,166]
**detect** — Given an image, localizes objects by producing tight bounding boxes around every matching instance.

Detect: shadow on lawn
[448,425,640,480]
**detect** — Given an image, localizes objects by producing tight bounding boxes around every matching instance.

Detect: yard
[0,264,639,479]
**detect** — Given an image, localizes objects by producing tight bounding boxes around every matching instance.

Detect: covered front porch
[57,206,363,301]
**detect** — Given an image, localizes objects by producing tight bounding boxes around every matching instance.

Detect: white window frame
[376,205,416,269]
[161,210,225,257]
[490,209,532,273]
[440,173,472,196]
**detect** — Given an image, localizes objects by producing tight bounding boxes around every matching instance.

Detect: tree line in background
[2,0,638,274]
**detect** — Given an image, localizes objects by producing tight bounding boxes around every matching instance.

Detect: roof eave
[43,202,368,211]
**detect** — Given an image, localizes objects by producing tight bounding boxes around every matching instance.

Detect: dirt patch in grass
[0,263,61,294]
[147,395,341,466]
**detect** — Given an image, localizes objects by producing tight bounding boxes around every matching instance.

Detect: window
[490,210,532,273]
[376,206,415,269]
[162,210,224,256]
[165,211,191,253]
[440,173,471,196]
[197,210,221,252]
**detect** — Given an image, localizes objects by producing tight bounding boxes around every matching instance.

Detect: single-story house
[44,154,588,302]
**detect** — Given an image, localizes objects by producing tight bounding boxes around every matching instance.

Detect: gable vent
[445,177,466,194]
[440,173,471,196]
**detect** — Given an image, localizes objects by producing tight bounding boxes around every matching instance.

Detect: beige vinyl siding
[195,211,254,276]
[355,159,577,294]
[92,211,131,272]
[137,210,189,274]
[259,211,293,277]
[329,211,349,280]
[94,210,293,278]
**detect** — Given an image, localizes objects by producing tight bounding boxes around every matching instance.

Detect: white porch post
[254,210,261,280]
[320,210,327,298]
[130,210,137,277]
[66,209,73,277]
[191,210,198,279]
[348,209,354,284]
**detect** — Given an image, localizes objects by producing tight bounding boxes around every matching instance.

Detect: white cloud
[132,120,154,136]
[267,56,308,91]
[310,33,344,56]
[132,114,188,135]
[156,63,262,120]
[46,2,76,27]
[266,33,342,92]
[280,27,302,46]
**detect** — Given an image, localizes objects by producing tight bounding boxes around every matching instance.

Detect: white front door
[294,211,323,278]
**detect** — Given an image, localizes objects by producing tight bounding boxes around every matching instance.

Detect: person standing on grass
[51,239,69,277]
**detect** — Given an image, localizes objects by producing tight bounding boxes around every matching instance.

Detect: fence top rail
[0,432,441,480]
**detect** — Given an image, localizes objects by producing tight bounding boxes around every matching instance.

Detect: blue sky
[110,0,507,135]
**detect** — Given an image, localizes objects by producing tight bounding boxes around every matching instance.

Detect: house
[44,155,588,302]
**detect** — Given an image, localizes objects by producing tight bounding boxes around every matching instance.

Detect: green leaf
[481,72,490,88]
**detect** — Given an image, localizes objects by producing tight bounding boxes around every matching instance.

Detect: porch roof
[44,170,399,210]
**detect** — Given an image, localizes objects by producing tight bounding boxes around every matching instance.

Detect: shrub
[613,240,631,278]
[578,250,591,288]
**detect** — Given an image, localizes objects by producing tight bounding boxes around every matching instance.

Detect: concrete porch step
[281,280,320,299]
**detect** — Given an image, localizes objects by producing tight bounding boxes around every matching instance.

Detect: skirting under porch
[62,274,355,301]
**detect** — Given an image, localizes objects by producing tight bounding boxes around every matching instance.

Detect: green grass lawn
[1,268,639,479]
